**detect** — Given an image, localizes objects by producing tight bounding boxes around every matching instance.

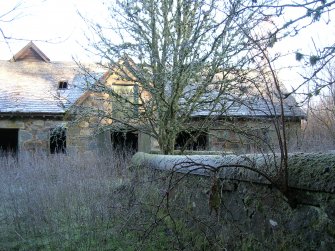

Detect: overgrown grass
[0,151,140,250]
[1,151,333,250]
[0,152,221,250]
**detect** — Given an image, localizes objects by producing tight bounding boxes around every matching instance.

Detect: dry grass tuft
[0,151,138,250]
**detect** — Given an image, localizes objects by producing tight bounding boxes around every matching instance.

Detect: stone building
[0,42,305,156]
[0,42,107,155]
[182,100,305,153]
[101,72,305,154]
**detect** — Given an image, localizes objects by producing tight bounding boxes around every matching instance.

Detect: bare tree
[76,0,335,154]
[77,0,289,154]
[0,1,24,56]
[71,1,335,203]
[302,63,335,150]
[0,0,62,58]
[67,3,335,247]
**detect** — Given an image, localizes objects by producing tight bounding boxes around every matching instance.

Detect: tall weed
[0,151,139,250]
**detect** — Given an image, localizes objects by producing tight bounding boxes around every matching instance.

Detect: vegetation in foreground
[0,152,219,250]
[0,152,135,250]
[1,151,334,250]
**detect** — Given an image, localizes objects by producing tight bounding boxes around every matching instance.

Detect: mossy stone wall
[131,152,335,249]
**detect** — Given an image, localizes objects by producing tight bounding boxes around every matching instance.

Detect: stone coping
[132,152,335,193]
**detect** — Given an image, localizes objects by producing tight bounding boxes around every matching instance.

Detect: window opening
[175,131,207,151]
[50,127,66,154]
[0,129,18,156]
[58,81,68,89]
[111,131,138,152]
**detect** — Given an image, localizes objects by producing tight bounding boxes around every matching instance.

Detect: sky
[1,0,333,59]
[0,0,107,61]
[1,0,334,93]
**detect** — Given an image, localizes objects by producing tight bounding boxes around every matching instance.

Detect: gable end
[11,41,50,62]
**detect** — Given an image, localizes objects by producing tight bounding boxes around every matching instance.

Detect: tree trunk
[158,127,176,155]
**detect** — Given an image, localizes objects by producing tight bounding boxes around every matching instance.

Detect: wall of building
[208,119,302,153]
[74,90,152,154]
[147,118,302,153]
[0,117,112,156]
[67,120,111,156]
[0,118,64,154]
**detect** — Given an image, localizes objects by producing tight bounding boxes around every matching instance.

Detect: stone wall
[208,119,302,152]
[0,118,64,153]
[0,115,302,155]
[71,90,153,154]
[0,117,112,156]
[66,120,111,156]
[131,152,335,249]
[147,119,302,153]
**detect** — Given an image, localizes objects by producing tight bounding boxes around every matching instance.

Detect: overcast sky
[0,0,107,61]
[1,0,333,59]
[1,0,334,91]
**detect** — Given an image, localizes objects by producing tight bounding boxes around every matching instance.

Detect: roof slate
[183,78,305,119]
[0,44,305,119]
[0,60,95,115]
[191,97,306,118]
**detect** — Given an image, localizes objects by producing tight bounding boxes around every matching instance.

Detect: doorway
[111,131,138,152]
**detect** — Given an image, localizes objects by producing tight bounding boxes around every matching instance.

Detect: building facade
[0,42,305,156]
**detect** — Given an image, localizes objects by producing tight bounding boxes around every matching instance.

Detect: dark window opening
[58,81,68,89]
[0,129,18,156]
[50,128,66,154]
[111,131,138,152]
[175,131,208,151]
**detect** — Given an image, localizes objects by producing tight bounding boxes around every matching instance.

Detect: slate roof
[184,76,305,119]
[0,42,103,116]
[0,60,93,115]
[0,43,305,120]
[191,96,306,119]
